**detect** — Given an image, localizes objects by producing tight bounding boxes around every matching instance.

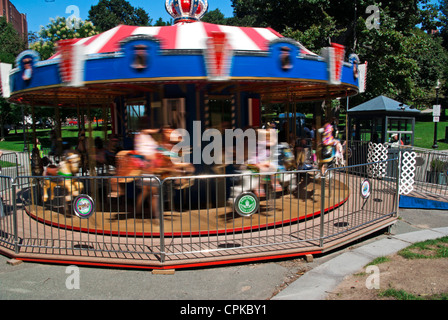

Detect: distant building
[0,0,28,39]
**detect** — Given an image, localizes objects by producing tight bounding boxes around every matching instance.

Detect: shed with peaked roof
[348,95,420,145]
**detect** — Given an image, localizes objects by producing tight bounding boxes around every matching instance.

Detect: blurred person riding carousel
[317,121,344,177]
[246,128,286,197]
[116,125,194,219]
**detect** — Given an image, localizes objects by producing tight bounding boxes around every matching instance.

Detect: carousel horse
[113,145,195,218]
[114,147,195,187]
[42,150,84,202]
[228,142,297,200]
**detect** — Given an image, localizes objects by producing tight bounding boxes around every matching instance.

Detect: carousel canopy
[6,0,364,107]
[49,23,316,60]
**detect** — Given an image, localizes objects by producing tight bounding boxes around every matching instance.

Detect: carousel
[2,0,379,268]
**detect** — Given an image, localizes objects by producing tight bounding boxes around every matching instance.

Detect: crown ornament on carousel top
[165,0,209,24]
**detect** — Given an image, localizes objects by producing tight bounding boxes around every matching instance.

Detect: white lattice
[367,142,388,178]
[399,151,416,195]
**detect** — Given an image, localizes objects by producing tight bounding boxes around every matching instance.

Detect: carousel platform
[23,176,349,237]
[0,172,399,270]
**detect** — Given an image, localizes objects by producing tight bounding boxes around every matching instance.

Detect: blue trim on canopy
[9,37,360,94]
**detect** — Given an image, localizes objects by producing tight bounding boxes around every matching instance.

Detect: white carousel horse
[228,143,297,200]
[42,150,84,202]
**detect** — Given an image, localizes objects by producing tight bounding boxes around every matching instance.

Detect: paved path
[0,208,447,301]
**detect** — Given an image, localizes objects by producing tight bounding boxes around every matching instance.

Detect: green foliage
[353,10,447,108]
[430,159,448,172]
[231,0,333,31]
[0,126,110,152]
[366,256,391,266]
[88,0,151,32]
[30,17,98,60]
[379,288,423,300]
[230,0,448,110]
[282,12,345,53]
[153,17,173,26]
[202,9,228,25]
[0,17,27,64]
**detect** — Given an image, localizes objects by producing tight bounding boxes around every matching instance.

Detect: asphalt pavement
[0,207,447,302]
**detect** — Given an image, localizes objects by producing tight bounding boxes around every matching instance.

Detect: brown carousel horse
[114,131,195,218]
[42,150,84,203]
[115,128,195,184]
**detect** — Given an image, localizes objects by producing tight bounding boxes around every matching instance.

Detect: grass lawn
[414,120,448,150]
[0,126,110,152]
[0,120,447,152]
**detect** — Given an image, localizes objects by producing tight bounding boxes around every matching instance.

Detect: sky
[11,0,234,33]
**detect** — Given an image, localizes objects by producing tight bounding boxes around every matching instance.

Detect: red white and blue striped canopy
[49,22,316,60]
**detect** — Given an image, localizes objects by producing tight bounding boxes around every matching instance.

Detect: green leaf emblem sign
[235,192,259,217]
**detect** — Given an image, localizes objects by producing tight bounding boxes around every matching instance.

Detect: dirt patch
[327,254,448,300]
[270,258,312,299]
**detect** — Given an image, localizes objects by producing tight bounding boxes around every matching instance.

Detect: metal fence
[344,142,448,199]
[1,142,445,266]
[0,152,20,179]
[0,156,400,267]
[401,146,448,197]
[0,176,15,251]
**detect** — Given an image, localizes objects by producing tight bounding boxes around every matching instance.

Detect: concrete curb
[272,227,448,300]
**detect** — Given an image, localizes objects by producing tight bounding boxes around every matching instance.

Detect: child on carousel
[317,122,343,177]
[133,126,194,219]
[247,128,283,197]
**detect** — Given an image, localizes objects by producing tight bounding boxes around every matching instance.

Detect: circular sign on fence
[235,192,259,217]
[73,195,95,219]
[360,179,371,199]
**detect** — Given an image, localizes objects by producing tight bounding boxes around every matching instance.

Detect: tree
[230,0,446,109]
[153,17,173,26]
[231,0,337,31]
[0,18,28,139]
[350,5,447,108]
[202,8,228,25]
[282,11,345,53]
[0,17,28,64]
[231,0,436,47]
[30,17,98,60]
[88,0,151,32]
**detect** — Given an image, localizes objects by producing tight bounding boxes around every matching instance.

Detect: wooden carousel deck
[24,177,350,236]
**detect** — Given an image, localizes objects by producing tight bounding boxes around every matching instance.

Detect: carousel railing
[0,176,15,251]
[0,157,400,265]
[0,152,20,179]
[160,170,323,261]
[13,175,165,261]
[320,159,399,247]
[396,146,448,197]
